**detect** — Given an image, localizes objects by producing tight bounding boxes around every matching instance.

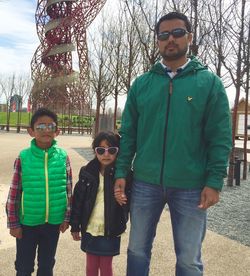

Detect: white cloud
[0,0,38,74]
[0,44,37,75]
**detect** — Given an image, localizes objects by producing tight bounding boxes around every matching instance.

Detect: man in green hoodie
[114,11,232,276]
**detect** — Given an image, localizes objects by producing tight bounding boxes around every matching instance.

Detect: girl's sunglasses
[95,147,119,155]
[157,28,188,41]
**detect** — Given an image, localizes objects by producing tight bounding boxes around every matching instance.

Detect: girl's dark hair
[30,107,58,130]
[92,131,120,150]
[155,11,192,35]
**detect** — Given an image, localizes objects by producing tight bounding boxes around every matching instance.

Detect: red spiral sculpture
[31,0,106,112]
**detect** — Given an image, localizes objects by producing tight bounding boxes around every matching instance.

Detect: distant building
[10,94,22,112]
[0,104,7,112]
[233,98,250,138]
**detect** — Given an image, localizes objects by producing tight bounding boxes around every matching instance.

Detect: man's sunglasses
[95,147,119,155]
[157,28,189,41]
[35,123,57,132]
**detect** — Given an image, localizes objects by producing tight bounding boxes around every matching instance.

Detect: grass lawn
[0,112,31,125]
[0,112,94,127]
[0,112,121,129]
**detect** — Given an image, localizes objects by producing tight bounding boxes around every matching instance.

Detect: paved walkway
[0,132,249,275]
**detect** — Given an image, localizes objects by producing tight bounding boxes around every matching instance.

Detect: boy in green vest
[6,107,72,276]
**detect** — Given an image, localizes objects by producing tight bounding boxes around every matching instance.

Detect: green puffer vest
[19,139,67,226]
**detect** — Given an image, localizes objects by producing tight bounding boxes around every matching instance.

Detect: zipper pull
[169,80,173,95]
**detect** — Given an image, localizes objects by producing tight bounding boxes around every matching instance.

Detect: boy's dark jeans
[15,223,60,276]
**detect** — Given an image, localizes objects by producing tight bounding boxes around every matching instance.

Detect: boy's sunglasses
[95,147,119,155]
[35,123,57,132]
[157,28,189,41]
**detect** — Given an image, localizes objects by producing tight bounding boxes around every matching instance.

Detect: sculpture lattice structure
[31,0,106,112]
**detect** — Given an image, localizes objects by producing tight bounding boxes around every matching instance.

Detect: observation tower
[30,0,106,112]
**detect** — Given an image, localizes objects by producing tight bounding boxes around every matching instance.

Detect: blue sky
[0,0,38,74]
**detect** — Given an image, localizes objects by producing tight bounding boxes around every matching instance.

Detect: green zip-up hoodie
[115,57,232,191]
[19,139,67,226]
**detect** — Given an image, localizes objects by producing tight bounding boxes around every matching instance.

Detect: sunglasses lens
[108,147,118,155]
[36,124,47,131]
[47,124,56,131]
[172,29,186,38]
[96,148,105,155]
[158,32,169,41]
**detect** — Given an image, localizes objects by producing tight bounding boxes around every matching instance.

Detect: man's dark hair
[30,107,58,130]
[155,11,192,35]
[92,131,120,150]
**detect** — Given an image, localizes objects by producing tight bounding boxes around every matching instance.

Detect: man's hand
[198,186,220,209]
[10,227,22,239]
[59,222,69,233]
[114,178,127,205]
[71,232,81,241]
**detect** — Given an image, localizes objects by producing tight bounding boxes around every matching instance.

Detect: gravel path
[207,179,250,247]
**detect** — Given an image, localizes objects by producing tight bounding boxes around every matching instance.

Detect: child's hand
[10,227,22,239]
[59,222,69,233]
[71,232,81,241]
[114,178,127,205]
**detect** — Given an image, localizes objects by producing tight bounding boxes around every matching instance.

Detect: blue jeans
[127,180,207,276]
[15,224,60,276]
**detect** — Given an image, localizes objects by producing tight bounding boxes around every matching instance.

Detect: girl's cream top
[86,173,105,236]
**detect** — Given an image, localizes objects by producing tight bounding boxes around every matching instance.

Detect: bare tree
[220,0,248,185]
[105,11,126,130]
[15,75,33,131]
[123,0,161,71]
[120,11,141,92]
[105,4,141,129]
[85,87,95,124]
[199,0,239,92]
[0,74,16,131]
[0,85,2,101]
[88,16,114,135]
[242,15,250,179]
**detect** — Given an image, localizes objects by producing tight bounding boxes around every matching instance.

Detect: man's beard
[160,44,188,61]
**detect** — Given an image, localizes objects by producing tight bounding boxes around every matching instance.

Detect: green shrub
[0,112,94,128]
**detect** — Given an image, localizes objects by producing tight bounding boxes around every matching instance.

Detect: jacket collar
[84,158,115,180]
[30,138,57,158]
[151,56,207,76]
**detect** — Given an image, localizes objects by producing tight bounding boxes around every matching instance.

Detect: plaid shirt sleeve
[64,155,73,222]
[6,157,22,229]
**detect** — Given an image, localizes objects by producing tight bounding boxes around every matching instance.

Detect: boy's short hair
[92,131,120,150]
[30,107,58,130]
[155,11,192,35]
